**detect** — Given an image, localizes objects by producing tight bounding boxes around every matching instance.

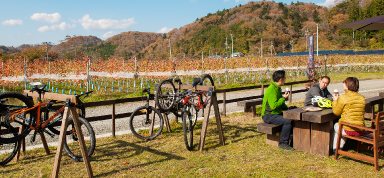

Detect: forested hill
[1,0,384,60]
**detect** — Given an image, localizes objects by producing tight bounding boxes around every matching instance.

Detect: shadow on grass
[0,166,22,174]
[94,140,185,177]
[191,119,264,150]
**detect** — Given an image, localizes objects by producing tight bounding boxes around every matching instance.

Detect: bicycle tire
[44,104,85,135]
[0,129,19,166]
[200,74,214,117]
[129,106,164,140]
[155,79,176,111]
[63,116,96,162]
[0,92,34,144]
[188,105,199,128]
[182,110,193,150]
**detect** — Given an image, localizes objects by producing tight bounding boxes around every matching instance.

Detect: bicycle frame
[181,90,210,109]
[8,100,75,131]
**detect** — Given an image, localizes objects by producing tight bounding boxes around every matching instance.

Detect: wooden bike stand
[198,88,225,151]
[51,98,93,178]
[157,83,225,151]
[23,90,93,177]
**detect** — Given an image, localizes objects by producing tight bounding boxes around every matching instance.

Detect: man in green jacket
[261,70,293,150]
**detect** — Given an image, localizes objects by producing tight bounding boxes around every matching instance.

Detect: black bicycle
[129,88,164,140]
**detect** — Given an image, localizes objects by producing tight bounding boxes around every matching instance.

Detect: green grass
[2,104,384,177]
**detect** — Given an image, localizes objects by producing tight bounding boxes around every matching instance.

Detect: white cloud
[30,13,61,23]
[101,31,114,39]
[27,33,32,36]
[37,22,76,32]
[224,0,229,2]
[157,27,172,33]
[317,0,335,7]
[78,14,136,30]
[2,19,23,26]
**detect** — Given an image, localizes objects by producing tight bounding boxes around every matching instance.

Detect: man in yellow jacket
[332,77,366,152]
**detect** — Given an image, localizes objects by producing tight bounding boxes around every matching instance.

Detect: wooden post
[163,113,171,132]
[69,106,93,177]
[289,84,293,103]
[52,101,71,178]
[112,103,115,137]
[198,90,225,151]
[261,85,264,95]
[39,132,50,155]
[52,99,93,178]
[223,91,226,116]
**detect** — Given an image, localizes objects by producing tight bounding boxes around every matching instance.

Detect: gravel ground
[4,79,384,152]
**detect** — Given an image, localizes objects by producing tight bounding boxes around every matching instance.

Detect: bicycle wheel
[0,92,34,144]
[0,127,19,166]
[155,79,176,111]
[63,116,95,162]
[129,106,164,140]
[44,104,85,135]
[200,74,214,117]
[188,105,199,128]
[182,110,193,151]
[200,74,215,87]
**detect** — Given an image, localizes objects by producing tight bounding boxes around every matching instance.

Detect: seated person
[304,76,333,106]
[332,77,366,152]
[261,70,293,151]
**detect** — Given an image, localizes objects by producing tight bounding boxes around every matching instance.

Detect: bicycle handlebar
[76,91,93,97]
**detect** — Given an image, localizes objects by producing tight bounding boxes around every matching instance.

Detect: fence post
[223,91,226,116]
[261,85,264,95]
[112,103,115,137]
[289,85,293,103]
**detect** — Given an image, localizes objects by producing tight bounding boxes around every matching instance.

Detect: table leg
[310,120,334,156]
[293,120,311,152]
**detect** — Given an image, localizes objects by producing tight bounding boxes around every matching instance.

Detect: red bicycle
[155,74,214,150]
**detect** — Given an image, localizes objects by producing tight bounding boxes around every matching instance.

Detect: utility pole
[290,40,294,52]
[305,28,309,51]
[282,44,285,53]
[270,41,273,57]
[168,38,172,60]
[225,37,228,57]
[201,51,204,73]
[317,24,319,56]
[353,29,355,44]
[230,34,233,57]
[261,38,263,58]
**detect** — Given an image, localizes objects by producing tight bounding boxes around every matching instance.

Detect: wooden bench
[257,123,282,147]
[237,98,263,117]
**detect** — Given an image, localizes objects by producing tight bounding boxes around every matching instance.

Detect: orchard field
[0,55,383,100]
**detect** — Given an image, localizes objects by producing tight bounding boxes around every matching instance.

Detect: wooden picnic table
[283,95,384,156]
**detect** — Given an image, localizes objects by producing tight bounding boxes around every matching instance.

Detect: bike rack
[23,90,93,178]
[159,84,225,151]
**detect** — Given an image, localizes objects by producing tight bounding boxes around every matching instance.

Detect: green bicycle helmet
[318,99,332,108]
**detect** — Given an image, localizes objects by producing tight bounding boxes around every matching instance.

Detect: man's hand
[283,91,290,99]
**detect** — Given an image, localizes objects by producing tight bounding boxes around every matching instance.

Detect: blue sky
[0,0,333,47]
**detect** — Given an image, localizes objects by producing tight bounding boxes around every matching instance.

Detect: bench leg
[266,133,280,147]
[244,106,256,117]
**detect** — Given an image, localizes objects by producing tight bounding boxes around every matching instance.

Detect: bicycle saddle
[30,84,48,93]
[192,78,201,87]
[174,78,182,84]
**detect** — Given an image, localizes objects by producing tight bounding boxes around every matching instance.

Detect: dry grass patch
[2,106,384,177]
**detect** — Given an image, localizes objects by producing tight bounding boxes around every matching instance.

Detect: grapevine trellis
[0,55,383,94]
